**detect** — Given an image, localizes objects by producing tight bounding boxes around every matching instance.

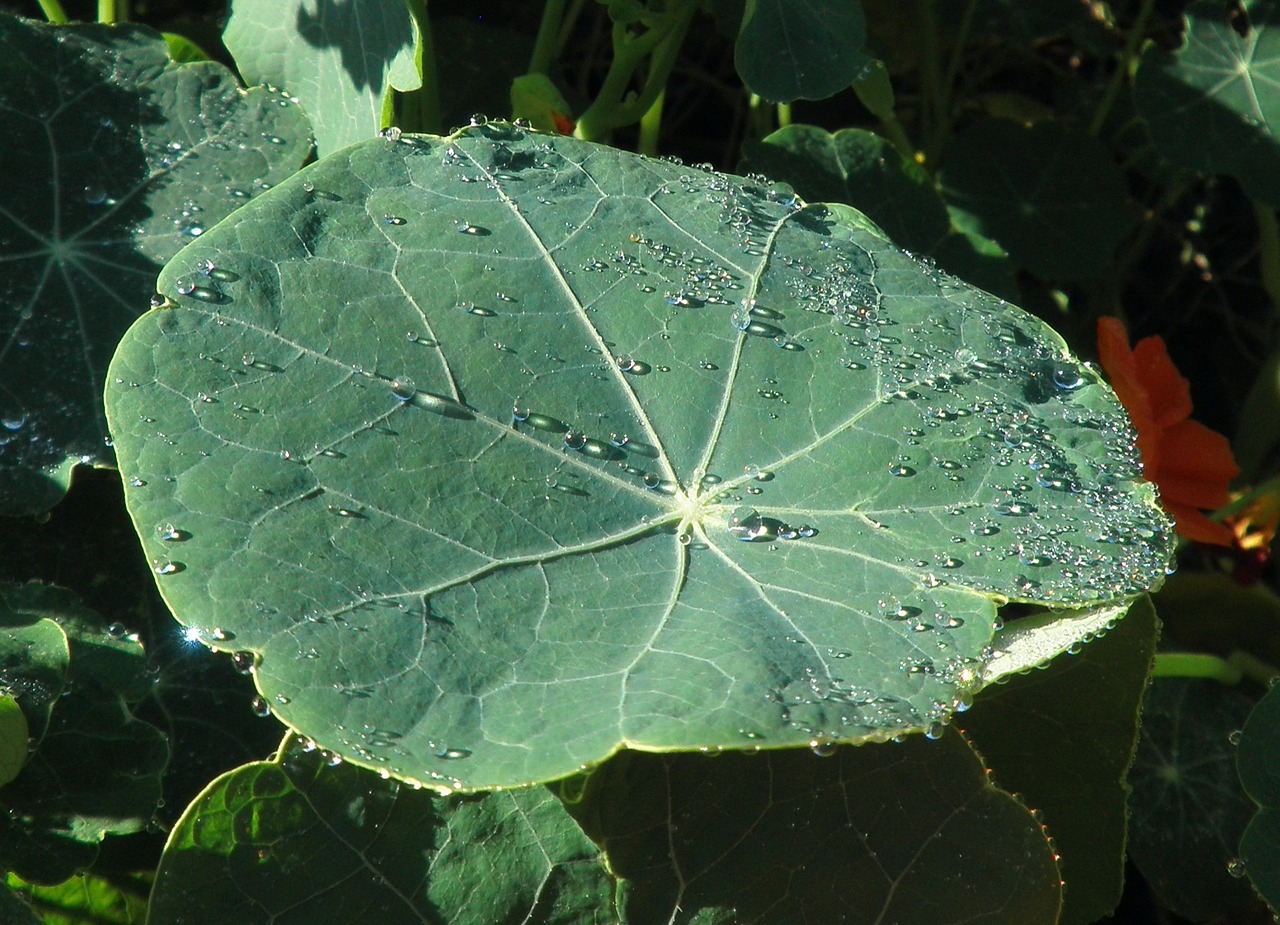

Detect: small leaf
[0,696,28,789]
[1135,0,1280,206]
[224,0,421,156]
[1238,684,1280,914]
[149,735,614,925]
[735,0,874,102]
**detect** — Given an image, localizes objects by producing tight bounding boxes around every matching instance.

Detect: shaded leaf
[742,124,1016,298]
[3,872,148,925]
[0,583,167,885]
[735,0,873,102]
[106,123,1172,791]
[958,596,1158,925]
[939,118,1132,279]
[0,13,311,514]
[1238,684,1280,914]
[1128,678,1260,921]
[0,695,27,789]
[1135,0,1280,207]
[149,734,614,925]
[224,0,421,156]
[567,733,1061,924]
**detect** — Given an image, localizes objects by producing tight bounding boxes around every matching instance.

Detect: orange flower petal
[1096,318,1162,472]
[1158,418,1240,487]
[1132,335,1192,427]
[1161,500,1236,547]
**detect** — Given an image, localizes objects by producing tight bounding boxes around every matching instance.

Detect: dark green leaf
[1128,678,1260,921]
[568,733,1061,924]
[106,123,1171,791]
[742,124,1017,298]
[149,734,615,925]
[958,596,1158,925]
[4,872,149,925]
[0,583,167,885]
[0,13,311,515]
[0,695,26,788]
[224,0,421,156]
[735,0,873,102]
[1134,0,1280,207]
[1238,684,1280,914]
[939,119,1132,279]
[0,884,40,925]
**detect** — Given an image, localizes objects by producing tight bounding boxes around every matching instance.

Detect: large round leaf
[105,122,1172,791]
[0,13,311,514]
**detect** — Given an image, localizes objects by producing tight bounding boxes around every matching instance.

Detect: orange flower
[1096,317,1239,546]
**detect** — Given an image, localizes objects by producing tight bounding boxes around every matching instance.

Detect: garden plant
[1,0,1279,922]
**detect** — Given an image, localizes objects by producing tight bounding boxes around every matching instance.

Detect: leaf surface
[106,123,1172,790]
[224,0,421,156]
[0,13,310,514]
[149,734,614,925]
[735,0,873,102]
[1238,683,1280,914]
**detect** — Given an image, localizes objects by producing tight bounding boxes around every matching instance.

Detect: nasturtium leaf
[1238,684,1280,914]
[939,118,1133,280]
[735,0,874,102]
[1128,678,1260,922]
[742,124,1017,298]
[959,595,1157,925]
[0,582,168,885]
[0,696,27,789]
[224,0,422,157]
[568,732,1061,924]
[0,12,311,515]
[106,122,1172,791]
[4,872,149,925]
[149,734,614,925]
[1135,0,1280,207]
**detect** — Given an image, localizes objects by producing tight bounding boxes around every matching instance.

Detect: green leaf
[0,696,27,789]
[1238,684,1280,914]
[1134,0,1280,207]
[1128,678,1260,921]
[939,118,1133,279]
[0,582,168,885]
[568,733,1061,924]
[0,13,311,515]
[735,0,873,102]
[106,122,1172,791]
[742,124,1017,298]
[224,0,421,157]
[4,872,149,925]
[958,596,1158,925]
[149,734,614,925]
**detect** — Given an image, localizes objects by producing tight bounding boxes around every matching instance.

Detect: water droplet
[728,507,773,542]
[230,652,257,675]
[810,740,838,758]
[1051,361,1085,392]
[437,747,472,760]
[250,696,271,717]
[184,284,225,303]
[390,377,416,401]
[994,500,1037,517]
[616,356,652,375]
[384,215,407,225]
[328,506,366,518]
[106,622,127,638]
[153,561,184,576]
[156,523,190,542]
[379,126,403,142]
[1226,858,1247,879]
[888,463,916,477]
[211,627,235,642]
[456,221,489,236]
[462,303,497,317]
[524,413,568,433]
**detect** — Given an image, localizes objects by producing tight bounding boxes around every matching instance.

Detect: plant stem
[776,103,792,129]
[36,0,68,23]
[400,0,442,134]
[97,0,115,23]
[1152,650,1280,686]
[1253,203,1280,316]
[530,0,567,74]
[637,89,665,156]
[1089,0,1157,137]
[556,0,591,58]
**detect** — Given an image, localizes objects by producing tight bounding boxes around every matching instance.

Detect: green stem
[36,0,68,23]
[97,0,116,23]
[530,0,567,74]
[917,0,944,164]
[776,102,792,129]
[1217,473,1280,520]
[1153,651,1280,686]
[556,0,591,58]
[637,88,665,156]
[1254,202,1280,315]
[938,0,977,122]
[573,1,695,141]
[1089,0,1157,136]
[400,0,441,134]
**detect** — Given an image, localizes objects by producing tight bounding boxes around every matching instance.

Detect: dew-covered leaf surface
[1135,0,1280,207]
[1238,683,1280,914]
[958,596,1157,925]
[1128,678,1260,921]
[106,122,1172,790]
[569,733,1061,925]
[0,582,167,885]
[148,734,614,925]
[224,0,421,157]
[0,13,311,515]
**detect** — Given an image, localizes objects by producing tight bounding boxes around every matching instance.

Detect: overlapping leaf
[0,13,310,514]
[106,122,1171,790]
